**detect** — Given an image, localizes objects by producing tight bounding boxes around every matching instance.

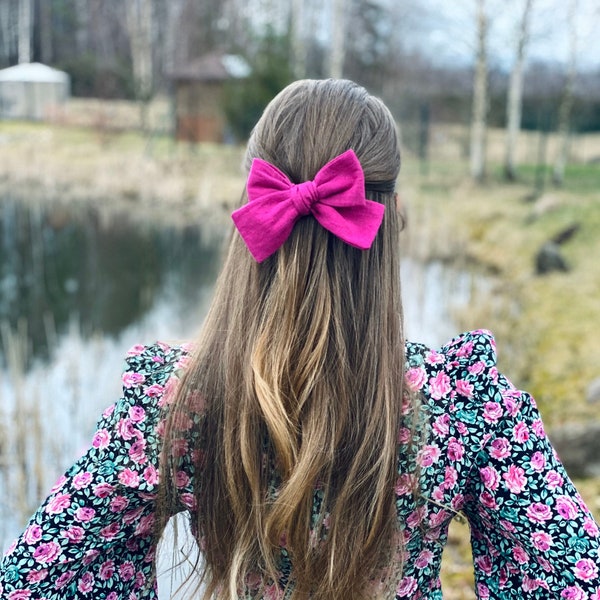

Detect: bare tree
[470,0,488,182]
[327,0,345,79]
[126,0,154,129]
[17,0,31,63]
[38,0,53,64]
[504,0,534,181]
[552,0,578,186]
[290,0,307,78]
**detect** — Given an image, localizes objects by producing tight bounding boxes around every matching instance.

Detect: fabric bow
[231,149,385,263]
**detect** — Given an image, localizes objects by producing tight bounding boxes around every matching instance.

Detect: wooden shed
[0,62,70,120]
[171,52,250,143]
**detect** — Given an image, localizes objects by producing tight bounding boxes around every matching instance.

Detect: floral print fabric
[1,330,599,599]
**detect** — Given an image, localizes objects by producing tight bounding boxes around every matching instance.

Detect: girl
[1,79,599,599]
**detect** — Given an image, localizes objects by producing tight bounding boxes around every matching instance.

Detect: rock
[587,378,600,404]
[535,242,569,275]
[549,422,600,478]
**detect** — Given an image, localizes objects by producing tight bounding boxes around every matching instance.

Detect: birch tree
[17,0,31,64]
[327,0,346,79]
[470,0,488,182]
[126,0,154,129]
[504,0,534,181]
[552,0,578,186]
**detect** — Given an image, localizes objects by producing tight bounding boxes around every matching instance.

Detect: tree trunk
[470,0,488,183]
[504,0,534,181]
[328,0,345,79]
[18,0,32,64]
[126,0,154,130]
[553,0,578,186]
[38,0,53,64]
[290,0,307,78]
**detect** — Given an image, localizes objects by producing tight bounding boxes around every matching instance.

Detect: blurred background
[1,0,599,597]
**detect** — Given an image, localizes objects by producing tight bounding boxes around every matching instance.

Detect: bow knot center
[293,181,319,216]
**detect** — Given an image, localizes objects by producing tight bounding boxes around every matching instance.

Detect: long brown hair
[158,79,406,599]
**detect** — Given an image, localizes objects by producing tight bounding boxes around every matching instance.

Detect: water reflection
[0,201,222,363]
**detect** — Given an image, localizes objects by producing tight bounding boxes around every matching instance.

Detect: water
[0,200,474,593]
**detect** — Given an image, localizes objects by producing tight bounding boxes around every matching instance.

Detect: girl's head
[160,79,408,600]
[244,78,400,190]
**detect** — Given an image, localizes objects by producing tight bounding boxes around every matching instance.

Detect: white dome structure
[0,62,70,120]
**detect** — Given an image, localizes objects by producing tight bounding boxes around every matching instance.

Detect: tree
[552,0,578,186]
[18,0,32,63]
[327,0,345,78]
[126,0,154,128]
[470,0,488,182]
[504,0,534,181]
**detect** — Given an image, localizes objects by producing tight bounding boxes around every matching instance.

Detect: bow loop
[232,149,385,263]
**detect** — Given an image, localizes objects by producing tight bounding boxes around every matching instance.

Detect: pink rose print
[477,582,490,599]
[417,444,441,468]
[99,559,115,580]
[180,492,197,510]
[530,451,546,471]
[49,474,67,493]
[117,418,138,441]
[264,583,285,600]
[395,473,415,496]
[109,495,129,512]
[397,575,418,597]
[45,493,71,515]
[503,465,527,494]
[443,465,458,489]
[429,372,451,400]
[531,531,553,551]
[93,482,115,498]
[479,466,500,491]
[135,513,155,536]
[106,592,119,600]
[143,464,159,486]
[475,555,493,575]
[77,572,94,593]
[467,360,486,375]
[583,517,599,537]
[92,428,111,449]
[455,340,474,358]
[23,523,42,545]
[574,558,598,581]
[415,549,434,568]
[127,344,146,356]
[526,503,552,523]
[119,561,136,581]
[33,541,61,564]
[122,371,146,388]
[512,421,529,443]
[75,506,96,522]
[483,402,503,424]
[425,350,445,365]
[55,570,76,589]
[123,507,144,524]
[72,471,92,490]
[456,379,474,398]
[129,405,146,422]
[129,439,147,464]
[118,468,140,488]
[176,470,190,488]
[8,591,32,600]
[561,585,587,600]
[61,526,85,543]
[432,413,450,437]
[26,568,48,583]
[100,522,120,540]
[556,495,578,520]
[512,545,529,564]
[546,469,564,490]
[397,426,411,444]
[144,383,165,397]
[405,367,426,392]
[489,437,511,460]
[447,437,464,461]
[479,490,497,509]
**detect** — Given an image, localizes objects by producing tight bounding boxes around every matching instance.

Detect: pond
[0,199,474,583]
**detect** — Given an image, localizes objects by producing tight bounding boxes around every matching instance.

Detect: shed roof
[0,62,69,84]
[171,52,250,82]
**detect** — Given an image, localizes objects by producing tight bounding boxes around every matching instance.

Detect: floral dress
[1,330,599,599]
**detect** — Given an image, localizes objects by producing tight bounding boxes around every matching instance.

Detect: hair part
[157,79,407,599]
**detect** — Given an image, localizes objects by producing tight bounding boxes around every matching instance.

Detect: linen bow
[231,149,385,263]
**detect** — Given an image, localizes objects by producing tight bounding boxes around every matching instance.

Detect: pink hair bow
[231,149,385,262]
